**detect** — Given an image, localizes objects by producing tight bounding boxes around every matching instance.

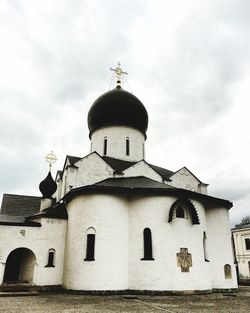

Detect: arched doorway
[3,248,36,284]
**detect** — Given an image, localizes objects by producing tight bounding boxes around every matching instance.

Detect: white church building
[0,67,238,293]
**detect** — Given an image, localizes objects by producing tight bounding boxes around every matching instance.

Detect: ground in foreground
[0,286,249,313]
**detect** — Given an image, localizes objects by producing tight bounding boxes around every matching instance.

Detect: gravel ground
[0,286,249,313]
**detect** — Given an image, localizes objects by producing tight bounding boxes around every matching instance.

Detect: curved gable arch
[168,198,200,224]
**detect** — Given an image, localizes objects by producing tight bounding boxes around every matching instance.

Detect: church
[0,65,238,293]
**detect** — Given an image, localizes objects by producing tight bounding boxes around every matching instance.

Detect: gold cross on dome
[110,62,128,86]
[45,151,57,170]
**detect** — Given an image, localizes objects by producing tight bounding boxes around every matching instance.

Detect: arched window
[203,231,209,262]
[176,205,185,218]
[141,228,154,261]
[126,137,130,156]
[45,249,55,267]
[103,137,107,155]
[168,199,200,224]
[224,264,232,279]
[84,227,96,261]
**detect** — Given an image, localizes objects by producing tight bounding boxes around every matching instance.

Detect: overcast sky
[0,0,249,225]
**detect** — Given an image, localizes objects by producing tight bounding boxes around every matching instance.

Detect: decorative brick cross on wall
[177,248,192,272]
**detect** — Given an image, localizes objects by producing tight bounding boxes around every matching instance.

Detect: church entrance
[3,248,36,284]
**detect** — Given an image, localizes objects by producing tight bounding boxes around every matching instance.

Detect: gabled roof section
[0,194,41,217]
[101,156,174,179]
[57,154,175,181]
[28,202,68,220]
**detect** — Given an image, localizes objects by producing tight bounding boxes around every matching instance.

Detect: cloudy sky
[0,0,249,225]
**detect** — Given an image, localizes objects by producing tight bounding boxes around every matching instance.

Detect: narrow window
[141,228,154,260]
[126,138,130,156]
[176,205,185,218]
[245,238,250,250]
[103,137,107,155]
[249,261,250,276]
[84,227,96,261]
[203,231,209,262]
[45,249,55,267]
[224,264,232,279]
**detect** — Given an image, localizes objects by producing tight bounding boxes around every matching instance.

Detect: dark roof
[94,176,174,189]
[0,194,41,217]
[56,170,63,179]
[149,164,174,180]
[67,155,81,165]
[64,176,232,209]
[28,202,68,220]
[102,156,136,172]
[88,87,148,137]
[0,214,40,227]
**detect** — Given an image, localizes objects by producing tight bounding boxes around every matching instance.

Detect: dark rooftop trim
[28,202,68,220]
[0,221,41,227]
[63,176,232,209]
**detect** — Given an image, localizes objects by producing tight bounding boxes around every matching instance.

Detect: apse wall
[128,195,212,291]
[63,194,129,290]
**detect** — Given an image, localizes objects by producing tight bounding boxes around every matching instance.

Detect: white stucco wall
[206,207,238,289]
[232,227,250,278]
[63,194,129,290]
[0,218,67,286]
[90,126,145,161]
[169,167,207,194]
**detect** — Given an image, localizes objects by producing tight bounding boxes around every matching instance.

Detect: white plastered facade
[232,225,250,279]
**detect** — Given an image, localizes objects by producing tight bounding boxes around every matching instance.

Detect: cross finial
[45,151,57,171]
[110,62,128,87]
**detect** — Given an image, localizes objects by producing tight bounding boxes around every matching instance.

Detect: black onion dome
[39,171,57,198]
[88,86,148,137]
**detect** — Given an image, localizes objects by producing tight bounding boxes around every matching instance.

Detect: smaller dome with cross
[39,172,57,198]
